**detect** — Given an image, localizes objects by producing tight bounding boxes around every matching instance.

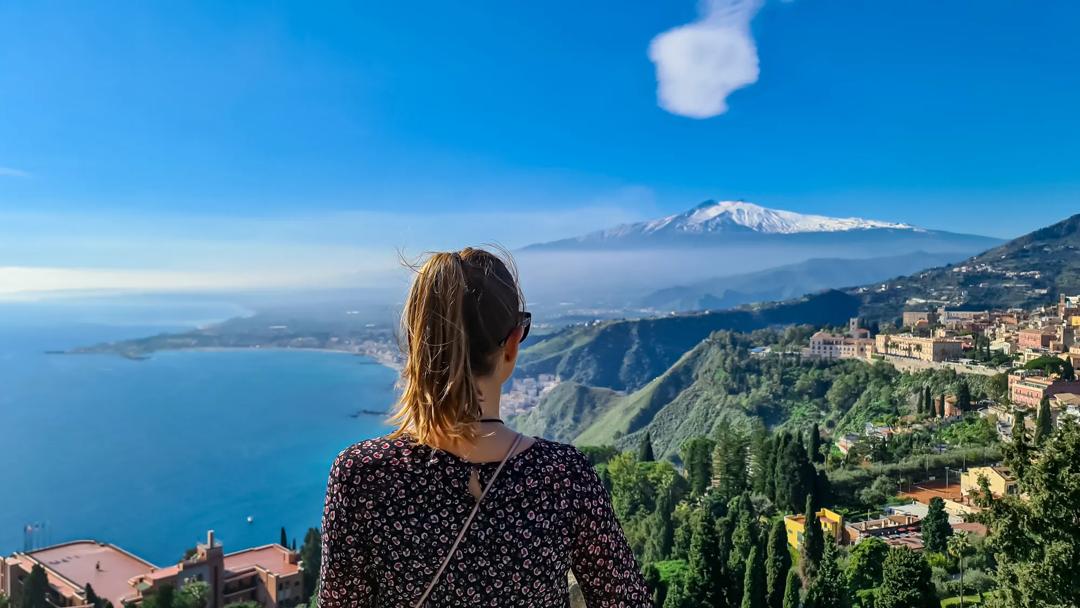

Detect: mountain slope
[516,289,861,392]
[641,251,968,312]
[853,212,1080,321]
[509,382,623,442]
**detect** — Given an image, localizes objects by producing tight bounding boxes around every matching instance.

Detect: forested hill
[516,289,860,393]
[853,212,1080,321]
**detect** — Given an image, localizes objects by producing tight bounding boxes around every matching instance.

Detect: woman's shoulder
[328,436,417,482]
[525,437,598,475]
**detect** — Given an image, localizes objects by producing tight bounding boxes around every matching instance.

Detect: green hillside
[516,289,861,392]
[509,381,622,442]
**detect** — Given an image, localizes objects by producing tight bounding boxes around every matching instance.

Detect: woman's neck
[474,375,503,420]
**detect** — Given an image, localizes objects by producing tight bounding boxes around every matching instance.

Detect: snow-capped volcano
[521,198,999,256]
[607,200,917,237]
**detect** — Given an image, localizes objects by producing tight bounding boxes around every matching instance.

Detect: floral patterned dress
[318,435,649,607]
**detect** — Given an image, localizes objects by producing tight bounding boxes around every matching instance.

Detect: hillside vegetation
[516,289,861,393]
[511,328,1002,461]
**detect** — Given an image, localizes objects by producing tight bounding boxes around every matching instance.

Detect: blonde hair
[389,247,524,445]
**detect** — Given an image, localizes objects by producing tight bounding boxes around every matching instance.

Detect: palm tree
[947,532,972,607]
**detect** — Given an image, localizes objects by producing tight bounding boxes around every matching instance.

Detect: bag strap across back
[413,433,525,608]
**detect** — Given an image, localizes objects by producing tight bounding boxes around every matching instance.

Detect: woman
[319,248,648,607]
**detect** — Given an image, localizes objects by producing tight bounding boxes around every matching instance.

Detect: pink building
[1017,329,1054,350]
[1008,371,1080,409]
[2,532,305,608]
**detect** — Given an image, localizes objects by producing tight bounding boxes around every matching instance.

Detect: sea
[0,298,395,566]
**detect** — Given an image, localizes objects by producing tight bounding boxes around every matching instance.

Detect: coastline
[58,343,405,372]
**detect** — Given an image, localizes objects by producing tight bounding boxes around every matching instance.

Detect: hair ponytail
[389,247,522,445]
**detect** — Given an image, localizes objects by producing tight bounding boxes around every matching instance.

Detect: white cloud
[649,0,763,118]
[0,166,31,178]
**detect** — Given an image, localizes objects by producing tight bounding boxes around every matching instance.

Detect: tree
[806,536,846,608]
[300,528,322,601]
[807,423,823,464]
[713,423,749,503]
[142,585,174,608]
[280,526,288,547]
[727,495,759,604]
[639,431,656,462]
[643,563,666,608]
[800,494,824,581]
[662,572,690,608]
[982,419,1080,607]
[956,380,971,412]
[921,496,952,554]
[680,437,715,496]
[922,385,933,417]
[765,520,792,608]
[876,548,934,608]
[85,585,101,608]
[1034,395,1053,445]
[683,507,725,608]
[782,569,800,608]
[1007,408,1030,482]
[845,537,889,594]
[947,533,972,608]
[1,591,10,608]
[645,482,676,563]
[1063,358,1076,381]
[21,564,49,608]
[775,437,815,514]
[741,546,766,608]
[175,582,208,608]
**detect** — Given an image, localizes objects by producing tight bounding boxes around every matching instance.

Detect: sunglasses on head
[500,312,532,346]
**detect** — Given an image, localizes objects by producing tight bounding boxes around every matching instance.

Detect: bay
[0,301,395,566]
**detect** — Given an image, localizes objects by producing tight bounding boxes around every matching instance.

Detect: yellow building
[961,466,1018,499]
[784,508,844,549]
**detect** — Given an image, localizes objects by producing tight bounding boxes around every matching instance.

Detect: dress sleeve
[568,451,650,608]
[317,448,376,608]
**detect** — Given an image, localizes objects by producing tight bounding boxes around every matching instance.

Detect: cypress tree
[84,585,101,608]
[782,569,800,608]
[1063,358,1076,381]
[741,546,766,608]
[807,423,822,464]
[921,496,952,553]
[1034,395,1053,445]
[765,520,791,608]
[956,380,971,412]
[300,528,322,601]
[805,536,847,608]
[280,526,288,547]
[21,564,49,608]
[800,494,823,582]
[1009,408,1030,481]
[639,431,655,462]
[684,508,724,608]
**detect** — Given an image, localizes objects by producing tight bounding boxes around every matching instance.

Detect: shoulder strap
[413,433,525,608]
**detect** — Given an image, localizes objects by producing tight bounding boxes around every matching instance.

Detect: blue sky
[2,1,1079,295]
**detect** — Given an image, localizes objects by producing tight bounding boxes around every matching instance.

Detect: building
[938,308,988,323]
[1017,328,1054,350]
[1,532,305,608]
[1007,371,1080,409]
[961,466,1019,499]
[784,508,843,550]
[844,513,922,545]
[1,541,155,607]
[874,334,964,362]
[805,331,874,360]
[902,311,938,327]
